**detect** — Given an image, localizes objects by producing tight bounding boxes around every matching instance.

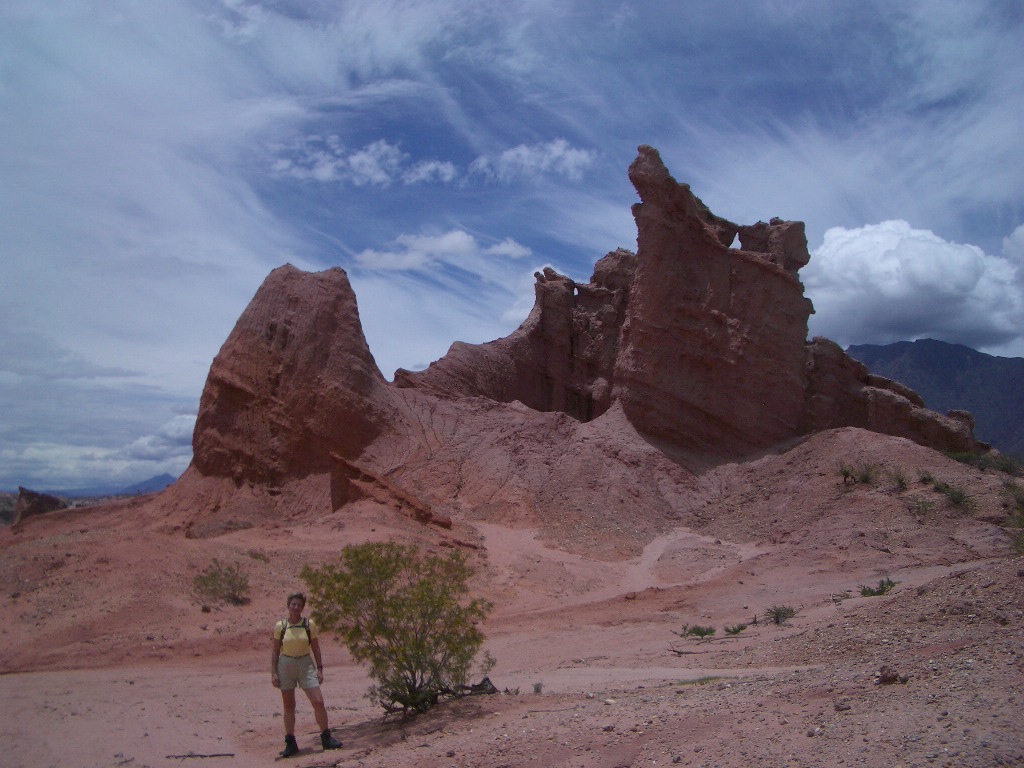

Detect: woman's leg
[281,689,297,735]
[302,686,329,732]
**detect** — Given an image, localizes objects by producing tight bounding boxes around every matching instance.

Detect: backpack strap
[278,618,311,644]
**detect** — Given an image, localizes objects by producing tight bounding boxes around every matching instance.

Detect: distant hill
[847,339,1024,456]
[37,473,178,499]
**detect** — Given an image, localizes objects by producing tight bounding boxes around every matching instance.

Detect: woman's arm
[271,637,282,687]
[310,637,324,683]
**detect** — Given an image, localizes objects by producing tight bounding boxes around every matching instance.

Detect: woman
[271,592,343,757]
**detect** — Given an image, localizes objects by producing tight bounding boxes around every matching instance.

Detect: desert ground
[2,428,1022,768]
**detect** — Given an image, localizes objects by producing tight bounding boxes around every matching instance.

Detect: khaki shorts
[277,655,318,691]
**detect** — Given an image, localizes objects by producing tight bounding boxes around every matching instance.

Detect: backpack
[278,617,311,644]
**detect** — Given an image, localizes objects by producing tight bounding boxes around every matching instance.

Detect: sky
[1,0,1022,491]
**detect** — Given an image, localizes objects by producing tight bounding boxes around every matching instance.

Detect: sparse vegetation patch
[859,577,898,597]
[946,451,1022,476]
[675,624,717,641]
[764,605,797,625]
[838,462,879,486]
[886,468,908,492]
[932,481,974,509]
[193,559,250,606]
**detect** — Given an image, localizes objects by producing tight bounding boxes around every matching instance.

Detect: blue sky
[2,0,1022,490]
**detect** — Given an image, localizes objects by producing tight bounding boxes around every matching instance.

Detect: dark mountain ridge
[847,339,1024,455]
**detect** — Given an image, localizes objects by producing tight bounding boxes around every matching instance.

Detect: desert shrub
[947,451,1023,476]
[677,624,716,641]
[918,469,934,484]
[887,468,908,492]
[764,605,797,625]
[838,463,878,485]
[193,559,250,606]
[1003,483,1024,552]
[859,577,898,597]
[907,497,935,515]
[301,542,494,715]
[246,549,270,563]
[1004,480,1024,512]
[724,624,748,636]
[857,463,879,484]
[933,481,974,509]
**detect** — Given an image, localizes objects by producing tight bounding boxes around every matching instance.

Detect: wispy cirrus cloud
[469,139,596,182]
[355,230,531,279]
[3,0,1023,489]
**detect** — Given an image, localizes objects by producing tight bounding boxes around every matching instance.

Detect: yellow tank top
[275,618,317,657]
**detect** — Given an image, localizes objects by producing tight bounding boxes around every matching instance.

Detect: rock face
[192,265,394,485]
[185,145,980,539]
[394,250,636,422]
[848,339,1024,455]
[612,146,814,453]
[397,146,977,456]
[15,487,67,524]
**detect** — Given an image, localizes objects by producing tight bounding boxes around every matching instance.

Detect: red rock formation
[613,145,814,454]
[192,265,394,485]
[394,249,636,422]
[803,338,977,452]
[186,146,980,535]
[14,487,67,524]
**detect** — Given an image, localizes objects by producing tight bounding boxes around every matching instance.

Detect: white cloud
[1003,224,1024,270]
[273,136,459,186]
[403,160,458,185]
[470,139,596,182]
[354,230,532,285]
[804,221,1024,353]
[118,414,196,462]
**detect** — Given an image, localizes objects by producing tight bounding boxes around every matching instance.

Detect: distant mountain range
[37,473,178,499]
[847,339,1024,456]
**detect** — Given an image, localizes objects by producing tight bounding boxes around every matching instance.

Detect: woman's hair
[286,592,306,607]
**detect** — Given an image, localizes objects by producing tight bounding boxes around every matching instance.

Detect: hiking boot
[280,734,299,758]
[321,729,342,750]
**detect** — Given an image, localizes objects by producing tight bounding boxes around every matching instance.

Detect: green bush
[301,542,494,715]
[764,605,797,625]
[1004,480,1024,513]
[193,559,250,606]
[677,624,716,641]
[933,481,973,509]
[724,624,748,636]
[887,468,908,492]
[907,497,934,516]
[838,463,878,486]
[946,451,1023,476]
[859,577,898,597]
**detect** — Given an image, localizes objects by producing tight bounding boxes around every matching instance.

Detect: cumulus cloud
[118,414,196,461]
[804,221,1024,353]
[470,139,596,182]
[1003,224,1024,270]
[0,412,194,491]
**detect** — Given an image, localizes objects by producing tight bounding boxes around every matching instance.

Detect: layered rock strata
[185,145,979,535]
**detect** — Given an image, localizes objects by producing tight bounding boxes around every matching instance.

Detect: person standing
[271,592,343,757]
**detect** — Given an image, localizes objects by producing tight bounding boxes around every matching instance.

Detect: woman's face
[288,598,304,614]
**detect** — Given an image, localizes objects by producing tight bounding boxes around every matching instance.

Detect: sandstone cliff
[178,146,980,543]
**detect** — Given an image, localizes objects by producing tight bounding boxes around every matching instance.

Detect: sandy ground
[2,429,1023,768]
